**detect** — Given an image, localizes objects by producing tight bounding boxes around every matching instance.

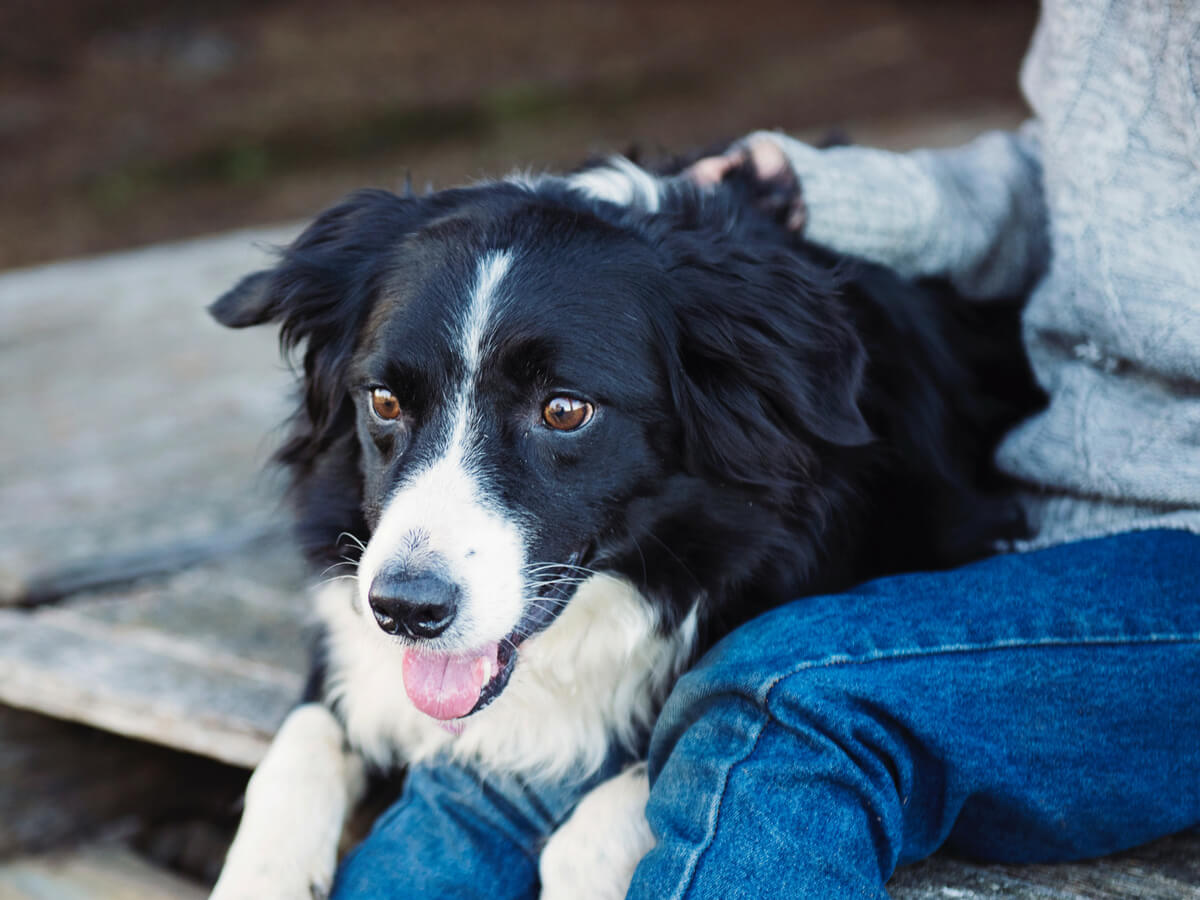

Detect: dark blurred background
[0,0,1036,270]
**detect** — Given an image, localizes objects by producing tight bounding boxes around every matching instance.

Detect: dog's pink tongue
[401,643,499,721]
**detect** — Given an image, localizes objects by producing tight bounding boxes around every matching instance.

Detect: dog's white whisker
[525,578,588,588]
[524,562,600,577]
[524,589,575,600]
[521,601,570,616]
[336,531,368,553]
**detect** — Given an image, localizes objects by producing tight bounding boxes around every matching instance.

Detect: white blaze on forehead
[357,249,528,651]
[442,248,513,462]
[461,249,512,375]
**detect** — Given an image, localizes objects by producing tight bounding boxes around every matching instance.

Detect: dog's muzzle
[369,551,590,726]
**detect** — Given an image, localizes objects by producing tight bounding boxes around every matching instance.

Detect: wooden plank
[890,830,1200,898]
[0,228,318,764]
[0,845,207,900]
[0,226,298,602]
[13,525,278,608]
[0,535,309,768]
[0,612,293,768]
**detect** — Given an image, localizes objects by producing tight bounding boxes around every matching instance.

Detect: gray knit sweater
[751,0,1200,548]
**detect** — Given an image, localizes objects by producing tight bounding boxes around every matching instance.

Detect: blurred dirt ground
[0,0,1036,270]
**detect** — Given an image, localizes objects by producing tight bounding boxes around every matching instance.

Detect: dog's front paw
[539,763,655,900]
[210,704,363,900]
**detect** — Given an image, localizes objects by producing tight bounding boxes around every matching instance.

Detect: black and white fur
[207,156,1039,899]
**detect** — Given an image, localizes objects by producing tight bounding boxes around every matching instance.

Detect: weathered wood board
[0,535,308,768]
[0,845,207,900]
[0,226,298,598]
[0,229,312,765]
[890,829,1200,898]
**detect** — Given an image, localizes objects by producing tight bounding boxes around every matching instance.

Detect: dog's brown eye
[371,388,402,421]
[542,396,594,431]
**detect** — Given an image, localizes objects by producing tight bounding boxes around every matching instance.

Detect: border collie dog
[208,157,1037,899]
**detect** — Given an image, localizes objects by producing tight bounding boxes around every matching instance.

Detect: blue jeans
[332,529,1200,898]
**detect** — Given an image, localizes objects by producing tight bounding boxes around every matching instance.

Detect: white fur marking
[356,250,529,653]
[462,249,512,375]
[540,763,656,900]
[210,704,364,900]
[567,157,662,212]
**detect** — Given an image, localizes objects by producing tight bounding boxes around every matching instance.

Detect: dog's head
[211,162,870,725]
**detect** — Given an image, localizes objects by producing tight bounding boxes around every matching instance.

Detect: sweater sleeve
[744,123,1049,300]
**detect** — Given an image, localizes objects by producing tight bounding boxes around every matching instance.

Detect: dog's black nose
[368,570,459,639]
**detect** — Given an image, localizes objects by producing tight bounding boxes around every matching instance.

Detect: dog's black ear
[210,189,426,467]
[209,188,419,337]
[209,270,275,328]
[661,240,872,490]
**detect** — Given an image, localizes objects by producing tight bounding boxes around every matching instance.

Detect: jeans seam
[672,708,770,900]
[755,633,1200,702]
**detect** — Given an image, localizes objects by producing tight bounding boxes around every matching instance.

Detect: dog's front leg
[211,703,365,900]
[539,762,656,900]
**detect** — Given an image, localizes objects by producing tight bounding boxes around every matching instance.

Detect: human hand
[686,135,806,232]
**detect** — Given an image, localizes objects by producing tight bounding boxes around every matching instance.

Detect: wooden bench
[1,230,1196,898]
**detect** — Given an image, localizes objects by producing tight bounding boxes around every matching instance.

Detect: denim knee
[637,657,953,900]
